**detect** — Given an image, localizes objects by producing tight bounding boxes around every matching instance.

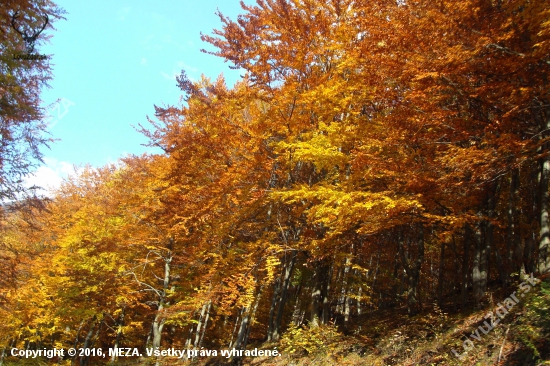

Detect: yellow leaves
[275,121,349,171]
[265,255,281,284]
[272,183,423,239]
[281,323,345,356]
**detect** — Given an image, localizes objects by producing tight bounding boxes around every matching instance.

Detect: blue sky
[27,0,250,191]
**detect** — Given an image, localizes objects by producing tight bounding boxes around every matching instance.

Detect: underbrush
[245,277,550,366]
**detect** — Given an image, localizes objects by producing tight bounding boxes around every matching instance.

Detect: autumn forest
[1,0,550,365]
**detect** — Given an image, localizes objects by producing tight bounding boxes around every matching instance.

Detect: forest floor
[188,276,550,366]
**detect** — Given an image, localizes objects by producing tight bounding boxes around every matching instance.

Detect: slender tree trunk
[197,301,211,349]
[461,228,470,310]
[151,307,165,349]
[72,320,85,366]
[184,310,197,348]
[110,307,126,365]
[80,321,96,366]
[0,346,6,366]
[232,287,263,366]
[232,306,249,366]
[228,308,243,349]
[371,247,381,310]
[0,340,15,366]
[338,255,352,322]
[357,280,363,316]
[392,251,400,306]
[310,264,322,327]
[508,169,520,274]
[472,221,484,307]
[273,250,297,340]
[539,113,550,273]
[471,184,499,306]
[524,171,539,274]
[344,287,352,323]
[266,276,281,341]
[152,249,173,355]
[244,287,263,348]
[310,259,330,326]
[437,241,445,306]
[194,301,209,348]
[495,178,508,287]
[234,291,260,350]
[450,235,460,311]
[398,225,424,315]
[145,324,153,349]
[291,274,304,325]
[91,321,102,348]
[321,263,331,324]
[485,181,499,282]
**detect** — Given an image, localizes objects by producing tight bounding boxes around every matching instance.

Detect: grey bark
[197,301,211,349]
[109,307,126,365]
[267,249,297,341]
[228,308,243,348]
[398,225,425,315]
[539,112,550,274]
[266,277,281,341]
[472,221,485,307]
[508,169,520,273]
[194,301,210,348]
[273,250,297,340]
[461,230,470,310]
[310,260,330,326]
[80,321,96,366]
[437,241,445,306]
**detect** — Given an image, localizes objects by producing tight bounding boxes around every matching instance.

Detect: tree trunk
[273,250,297,340]
[194,301,210,348]
[437,241,445,306]
[473,183,499,306]
[398,224,425,316]
[80,321,96,366]
[232,287,263,366]
[371,247,381,310]
[539,116,550,274]
[152,312,164,349]
[310,259,330,326]
[110,307,126,365]
[197,301,211,349]
[524,172,539,274]
[322,264,331,324]
[291,273,304,325]
[485,181,500,284]
[0,346,6,366]
[266,276,281,342]
[229,308,243,349]
[508,169,520,274]
[72,320,85,366]
[232,306,249,366]
[392,251,400,306]
[472,221,484,307]
[152,249,172,353]
[337,255,352,322]
[450,235,461,311]
[244,287,263,348]
[460,230,471,311]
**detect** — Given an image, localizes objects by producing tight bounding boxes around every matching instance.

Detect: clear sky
[27,0,250,192]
